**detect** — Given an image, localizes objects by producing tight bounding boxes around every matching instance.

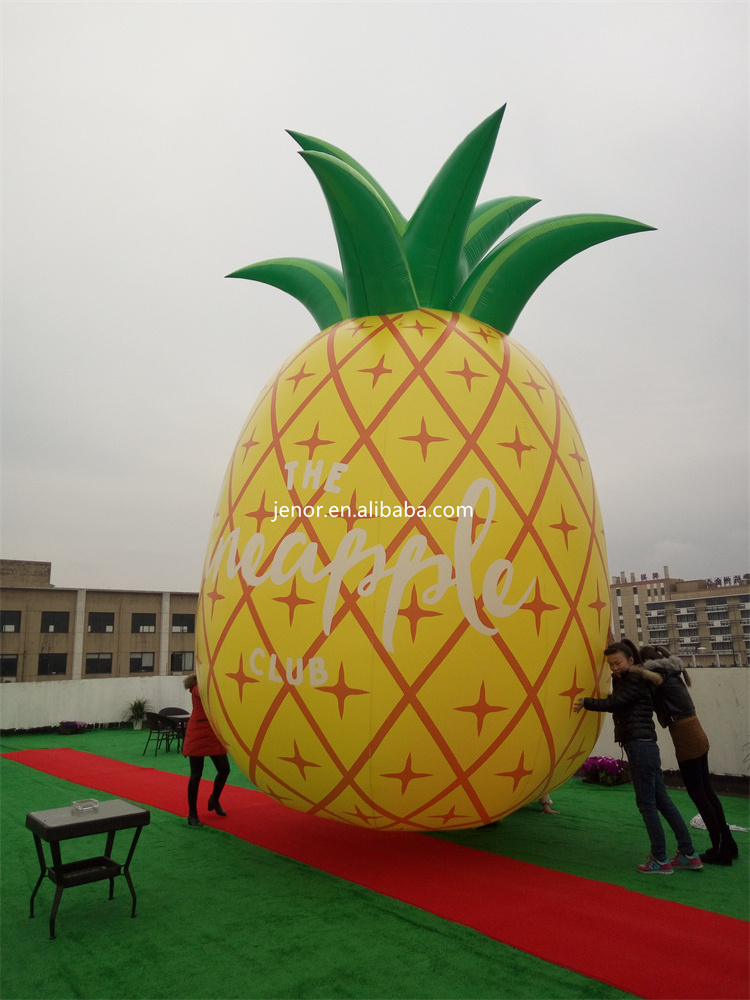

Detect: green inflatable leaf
[463,196,541,272]
[453,214,656,334]
[403,107,505,308]
[288,130,407,236]
[227,258,349,330]
[299,151,418,319]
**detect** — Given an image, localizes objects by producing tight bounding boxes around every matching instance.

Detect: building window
[705,598,728,608]
[171,614,195,634]
[1,610,21,633]
[707,611,730,621]
[1,655,18,678]
[41,611,69,633]
[129,652,154,674]
[131,613,156,634]
[38,653,67,676]
[85,653,113,675]
[88,612,115,633]
[171,651,194,672]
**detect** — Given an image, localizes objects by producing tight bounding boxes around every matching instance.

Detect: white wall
[590,668,749,777]
[0,676,192,730]
[1,669,748,778]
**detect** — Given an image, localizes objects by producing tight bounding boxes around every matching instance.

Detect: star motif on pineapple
[348,320,371,337]
[447,358,487,390]
[329,489,372,531]
[358,355,393,387]
[549,505,578,548]
[588,582,607,626]
[567,742,590,766]
[381,753,432,794]
[522,372,547,401]
[279,741,321,780]
[344,803,380,824]
[294,421,335,460]
[241,429,260,458]
[499,427,535,467]
[265,785,292,804]
[398,585,441,641]
[286,362,315,392]
[402,319,433,336]
[495,751,533,791]
[568,446,586,471]
[430,804,470,825]
[560,670,586,716]
[226,654,259,701]
[273,578,315,625]
[317,663,369,719]
[521,581,559,634]
[455,681,507,735]
[245,491,275,531]
[445,508,495,545]
[473,324,500,343]
[400,418,449,460]
[206,583,224,615]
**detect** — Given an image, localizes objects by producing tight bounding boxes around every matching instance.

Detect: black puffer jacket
[583,671,656,744]
[644,655,696,727]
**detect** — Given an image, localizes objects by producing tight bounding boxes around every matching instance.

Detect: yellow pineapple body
[196,309,608,830]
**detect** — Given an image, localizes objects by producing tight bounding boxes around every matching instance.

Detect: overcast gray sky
[2,1,747,594]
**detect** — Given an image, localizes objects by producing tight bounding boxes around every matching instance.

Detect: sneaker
[671,851,703,871]
[637,855,674,874]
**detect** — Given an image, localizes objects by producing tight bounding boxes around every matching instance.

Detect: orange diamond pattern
[196,309,609,830]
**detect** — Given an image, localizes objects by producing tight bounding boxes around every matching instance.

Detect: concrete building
[0,560,197,682]
[610,565,750,666]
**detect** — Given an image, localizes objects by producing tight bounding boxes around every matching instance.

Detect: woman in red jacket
[182,673,230,826]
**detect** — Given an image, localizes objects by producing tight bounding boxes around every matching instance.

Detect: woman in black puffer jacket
[633,646,738,866]
[574,639,698,874]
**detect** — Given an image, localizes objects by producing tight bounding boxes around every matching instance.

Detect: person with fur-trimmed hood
[633,646,738,866]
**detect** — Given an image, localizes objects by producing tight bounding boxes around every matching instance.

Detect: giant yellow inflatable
[196,107,653,830]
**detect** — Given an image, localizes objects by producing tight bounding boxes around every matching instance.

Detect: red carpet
[5,748,748,1000]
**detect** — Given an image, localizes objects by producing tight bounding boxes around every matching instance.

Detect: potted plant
[122,697,151,730]
[578,756,630,786]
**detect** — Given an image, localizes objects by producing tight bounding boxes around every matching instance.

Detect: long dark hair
[639,644,691,687]
[604,638,642,664]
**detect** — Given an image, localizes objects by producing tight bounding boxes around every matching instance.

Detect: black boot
[187,813,203,827]
[208,795,227,817]
[724,827,739,859]
[700,836,732,866]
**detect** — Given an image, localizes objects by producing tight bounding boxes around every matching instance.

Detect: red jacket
[182,685,226,757]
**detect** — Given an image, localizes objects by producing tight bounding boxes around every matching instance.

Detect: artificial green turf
[1,752,635,1000]
[1,729,747,999]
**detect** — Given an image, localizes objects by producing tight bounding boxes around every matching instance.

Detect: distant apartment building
[0,560,197,682]
[610,566,749,666]
[3,559,748,681]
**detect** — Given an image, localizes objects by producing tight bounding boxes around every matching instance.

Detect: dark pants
[679,753,727,849]
[187,754,230,814]
[624,739,694,860]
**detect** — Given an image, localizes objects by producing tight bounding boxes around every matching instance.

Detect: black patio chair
[159,708,188,753]
[142,711,173,756]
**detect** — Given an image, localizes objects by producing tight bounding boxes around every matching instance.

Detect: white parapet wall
[590,667,749,777]
[1,668,748,778]
[0,676,192,730]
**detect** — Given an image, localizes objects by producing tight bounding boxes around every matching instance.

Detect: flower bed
[58,721,91,735]
[577,756,630,786]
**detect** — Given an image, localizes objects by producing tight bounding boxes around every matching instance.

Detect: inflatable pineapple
[196,107,652,830]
